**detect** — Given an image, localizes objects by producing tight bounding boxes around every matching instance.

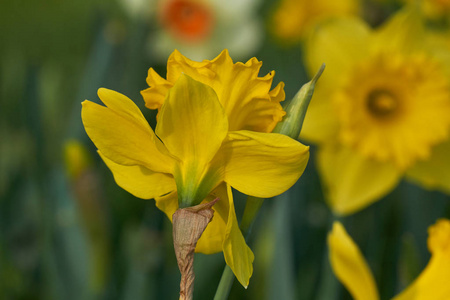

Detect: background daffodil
[328,219,450,300]
[270,0,359,45]
[120,0,263,62]
[301,7,450,215]
[81,74,309,287]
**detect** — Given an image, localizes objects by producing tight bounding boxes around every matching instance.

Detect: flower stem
[213,266,235,300]
[240,196,265,235]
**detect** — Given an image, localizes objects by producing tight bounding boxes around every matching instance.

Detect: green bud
[273,64,325,139]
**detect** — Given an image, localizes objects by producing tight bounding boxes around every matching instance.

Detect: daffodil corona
[81,57,309,287]
[141,49,286,133]
[301,7,450,214]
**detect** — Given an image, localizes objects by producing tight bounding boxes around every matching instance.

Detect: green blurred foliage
[0,0,449,299]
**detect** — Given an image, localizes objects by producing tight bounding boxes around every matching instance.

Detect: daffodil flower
[81,74,309,287]
[301,6,450,214]
[120,0,263,61]
[328,219,450,300]
[270,0,359,44]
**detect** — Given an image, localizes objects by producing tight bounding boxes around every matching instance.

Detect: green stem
[213,266,235,300]
[240,196,265,236]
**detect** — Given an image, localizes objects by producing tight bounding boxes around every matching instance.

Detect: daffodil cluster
[81,50,309,287]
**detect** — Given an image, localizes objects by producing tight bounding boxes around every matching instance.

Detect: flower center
[160,0,215,42]
[336,53,450,169]
[366,89,398,118]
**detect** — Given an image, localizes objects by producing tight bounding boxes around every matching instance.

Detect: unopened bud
[273,64,325,138]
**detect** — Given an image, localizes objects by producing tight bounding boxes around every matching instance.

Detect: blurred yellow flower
[64,139,93,180]
[328,219,450,300]
[141,49,286,133]
[270,0,359,44]
[404,0,450,20]
[82,74,309,287]
[301,7,450,215]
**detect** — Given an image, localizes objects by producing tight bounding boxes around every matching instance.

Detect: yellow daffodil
[328,219,450,300]
[270,0,359,45]
[81,74,309,287]
[301,7,450,215]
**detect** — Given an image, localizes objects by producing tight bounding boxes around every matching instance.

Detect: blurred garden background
[1,0,449,299]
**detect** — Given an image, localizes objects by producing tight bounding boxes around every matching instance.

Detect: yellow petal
[302,17,370,144]
[299,85,339,143]
[81,89,173,173]
[99,151,176,199]
[96,88,151,130]
[154,191,179,222]
[195,185,229,254]
[371,6,424,55]
[220,130,309,198]
[141,68,173,110]
[205,54,285,132]
[406,140,450,194]
[317,144,402,215]
[166,49,215,83]
[221,184,254,288]
[305,17,371,91]
[156,74,228,163]
[328,222,379,300]
[393,219,450,300]
[142,49,285,133]
[156,74,227,206]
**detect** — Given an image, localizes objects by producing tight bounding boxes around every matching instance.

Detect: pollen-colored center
[366,89,399,118]
[336,53,450,169]
[161,0,214,42]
